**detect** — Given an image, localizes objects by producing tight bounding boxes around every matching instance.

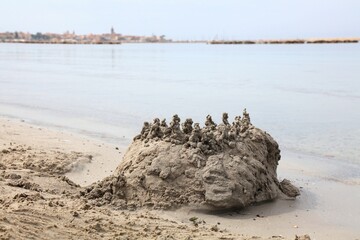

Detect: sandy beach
[1,117,359,240]
[1,0,360,239]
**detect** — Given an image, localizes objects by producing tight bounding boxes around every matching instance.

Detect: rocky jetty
[83,110,299,209]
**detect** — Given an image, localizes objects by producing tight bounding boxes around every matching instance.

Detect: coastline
[1,37,359,45]
[1,116,359,239]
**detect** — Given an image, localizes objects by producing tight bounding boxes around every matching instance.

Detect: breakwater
[209,38,359,45]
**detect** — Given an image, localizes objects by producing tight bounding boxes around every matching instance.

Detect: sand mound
[84,110,299,209]
[0,144,91,174]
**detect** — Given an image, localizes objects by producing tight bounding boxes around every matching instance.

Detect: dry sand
[1,117,359,239]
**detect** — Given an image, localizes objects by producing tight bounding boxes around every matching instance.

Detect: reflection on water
[0,43,359,164]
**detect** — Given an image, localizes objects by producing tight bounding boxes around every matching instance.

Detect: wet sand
[1,117,359,239]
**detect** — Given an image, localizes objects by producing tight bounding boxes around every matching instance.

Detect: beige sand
[0,117,123,186]
[1,117,359,239]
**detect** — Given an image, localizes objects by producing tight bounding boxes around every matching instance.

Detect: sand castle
[133,109,253,154]
[84,110,299,210]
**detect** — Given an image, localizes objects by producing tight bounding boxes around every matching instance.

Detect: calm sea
[0,43,359,165]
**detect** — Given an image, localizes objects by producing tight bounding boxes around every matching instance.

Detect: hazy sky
[1,0,359,40]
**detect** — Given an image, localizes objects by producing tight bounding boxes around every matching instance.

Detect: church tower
[110,26,116,41]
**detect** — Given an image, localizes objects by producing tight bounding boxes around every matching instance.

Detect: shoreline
[1,116,359,239]
[1,37,360,45]
[1,106,358,169]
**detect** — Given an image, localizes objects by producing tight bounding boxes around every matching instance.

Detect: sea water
[0,43,359,165]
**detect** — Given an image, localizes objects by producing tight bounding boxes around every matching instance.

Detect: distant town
[0,27,173,44]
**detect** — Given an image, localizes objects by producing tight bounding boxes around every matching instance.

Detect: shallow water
[0,43,359,165]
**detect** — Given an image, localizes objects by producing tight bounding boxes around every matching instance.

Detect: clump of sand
[1,143,92,174]
[84,111,299,210]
